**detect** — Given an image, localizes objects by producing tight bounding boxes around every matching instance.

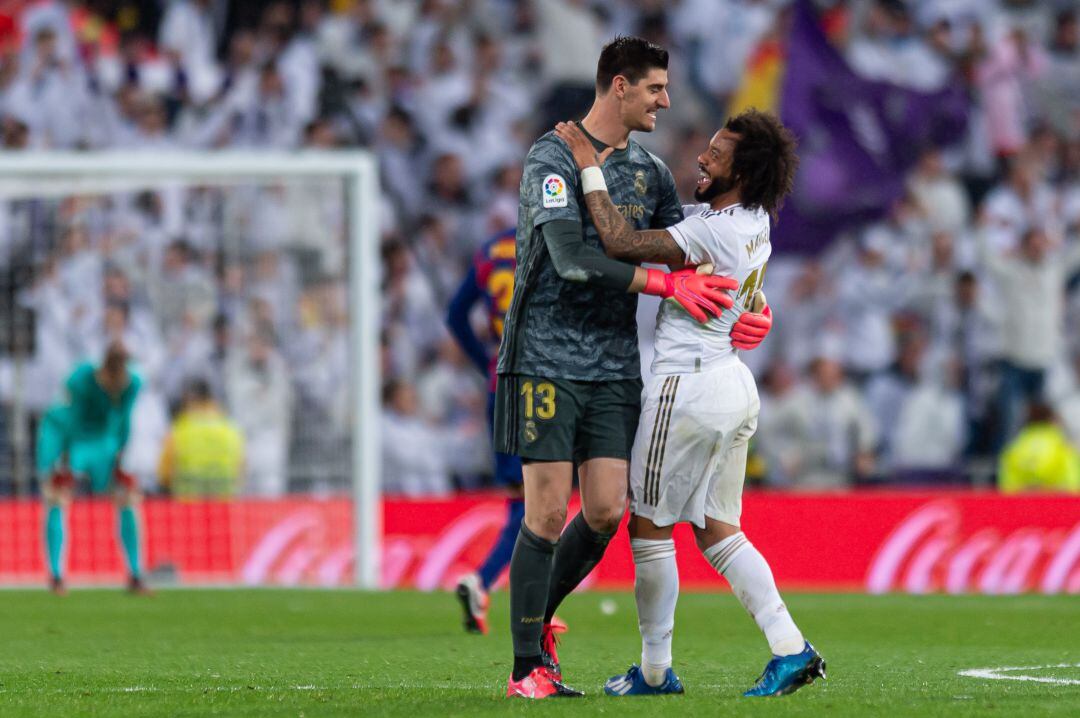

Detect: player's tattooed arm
[554,121,685,266]
[581,193,685,265]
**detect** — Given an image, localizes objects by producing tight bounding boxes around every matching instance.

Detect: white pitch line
[0,682,492,695]
[958,663,1080,686]
[0,685,335,695]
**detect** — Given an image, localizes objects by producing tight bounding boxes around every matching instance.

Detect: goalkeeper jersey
[497,130,684,381]
[651,202,771,375]
[57,362,141,444]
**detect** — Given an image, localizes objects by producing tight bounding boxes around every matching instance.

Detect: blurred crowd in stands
[0,0,1078,496]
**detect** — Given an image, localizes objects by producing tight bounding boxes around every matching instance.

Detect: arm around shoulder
[541,219,638,290]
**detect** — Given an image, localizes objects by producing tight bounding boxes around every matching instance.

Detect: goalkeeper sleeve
[542,219,637,291]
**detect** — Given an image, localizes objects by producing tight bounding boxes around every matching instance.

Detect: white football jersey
[652,202,771,375]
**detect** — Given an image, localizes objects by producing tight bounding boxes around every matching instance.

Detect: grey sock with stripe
[703,532,805,656]
[543,512,613,622]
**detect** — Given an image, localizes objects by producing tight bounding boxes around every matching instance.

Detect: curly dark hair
[595,36,669,92]
[725,109,799,220]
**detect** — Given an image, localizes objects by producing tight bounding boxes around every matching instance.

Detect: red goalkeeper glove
[731,304,772,350]
[642,268,737,323]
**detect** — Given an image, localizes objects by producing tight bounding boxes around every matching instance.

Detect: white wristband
[581,166,607,194]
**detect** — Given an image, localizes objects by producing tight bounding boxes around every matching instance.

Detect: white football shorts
[629,356,759,528]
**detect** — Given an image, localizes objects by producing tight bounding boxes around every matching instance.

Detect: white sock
[703,532,804,656]
[631,538,678,686]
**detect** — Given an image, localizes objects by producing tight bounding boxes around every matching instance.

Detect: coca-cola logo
[240,504,513,589]
[239,503,598,591]
[866,501,1080,595]
[241,509,352,586]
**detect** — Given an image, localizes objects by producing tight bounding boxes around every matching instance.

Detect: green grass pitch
[0,589,1077,717]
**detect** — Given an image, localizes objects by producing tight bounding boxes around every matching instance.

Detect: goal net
[0,152,380,587]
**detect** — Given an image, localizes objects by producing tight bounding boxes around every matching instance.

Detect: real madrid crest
[634,170,647,197]
[524,420,538,443]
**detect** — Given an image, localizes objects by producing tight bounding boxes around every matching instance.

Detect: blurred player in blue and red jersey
[446,228,524,634]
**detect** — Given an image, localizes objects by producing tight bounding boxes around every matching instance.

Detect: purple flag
[777,0,968,254]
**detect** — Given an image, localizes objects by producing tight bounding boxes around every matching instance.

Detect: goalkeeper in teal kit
[38,343,149,594]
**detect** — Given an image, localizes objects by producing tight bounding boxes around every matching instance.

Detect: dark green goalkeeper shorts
[494,374,642,464]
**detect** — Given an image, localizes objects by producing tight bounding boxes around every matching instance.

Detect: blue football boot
[743,641,826,697]
[604,664,685,696]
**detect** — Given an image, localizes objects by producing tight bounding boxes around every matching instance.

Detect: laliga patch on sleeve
[542,174,568,208]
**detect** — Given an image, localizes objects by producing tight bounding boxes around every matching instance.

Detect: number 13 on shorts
[520,380,557,420]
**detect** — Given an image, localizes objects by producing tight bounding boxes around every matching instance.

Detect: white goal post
[0,151,382,589]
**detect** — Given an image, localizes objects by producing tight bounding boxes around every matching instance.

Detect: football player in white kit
[554,110,825,698]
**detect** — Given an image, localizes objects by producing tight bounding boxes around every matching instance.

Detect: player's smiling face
[694,129,740,203]
[619,68,670,132]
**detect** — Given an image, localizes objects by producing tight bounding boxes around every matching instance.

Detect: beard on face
[694,170,737,203]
